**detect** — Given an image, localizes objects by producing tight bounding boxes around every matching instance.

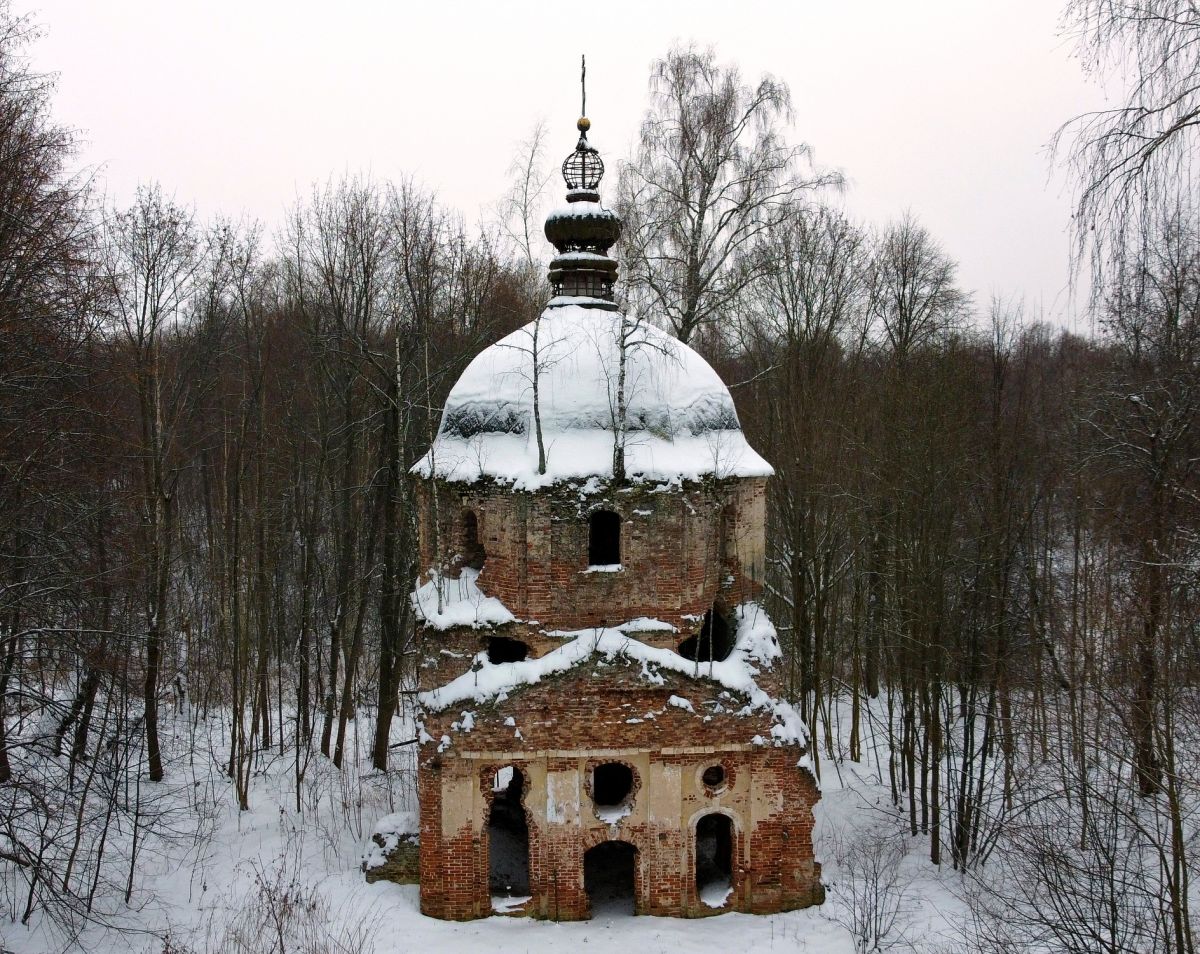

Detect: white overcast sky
[31,0,1106,329]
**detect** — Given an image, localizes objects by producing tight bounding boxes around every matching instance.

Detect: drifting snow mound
[412,302,773,489]
[412,567,516,631]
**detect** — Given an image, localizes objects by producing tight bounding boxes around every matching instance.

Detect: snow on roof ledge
[417,603,807,748]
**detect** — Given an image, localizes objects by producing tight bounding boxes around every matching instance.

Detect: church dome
[413,303,772,489]
[414,107,772,490]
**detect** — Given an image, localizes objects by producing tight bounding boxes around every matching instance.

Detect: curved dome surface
[413,302,772,489]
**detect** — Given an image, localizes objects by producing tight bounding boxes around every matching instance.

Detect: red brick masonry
[408,474,823,920]
[416,645,823,920]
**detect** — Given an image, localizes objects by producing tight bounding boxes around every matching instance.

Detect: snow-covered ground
[2,700,969,954]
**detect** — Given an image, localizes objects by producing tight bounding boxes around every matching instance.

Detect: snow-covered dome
[414,112,771,490]
[413,302,772,490]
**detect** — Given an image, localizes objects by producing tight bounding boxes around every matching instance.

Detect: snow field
[3,693,971,954]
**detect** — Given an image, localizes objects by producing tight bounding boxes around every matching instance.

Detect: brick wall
[407,468,822,923]
[415,476,768,633]
[413,660,822,920]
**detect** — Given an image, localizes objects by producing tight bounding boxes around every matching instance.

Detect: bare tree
[828,821,913,953]
[741,204,870,772]
[499,120,552,271]
[1056,1,1200,280]
[870,213,968,362]
[1087,211,1200,799]
[0,0,92,786]
[618,43,841,343]
[102,185,205,782]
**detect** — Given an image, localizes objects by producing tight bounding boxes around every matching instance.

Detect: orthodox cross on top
[562,53,602,190]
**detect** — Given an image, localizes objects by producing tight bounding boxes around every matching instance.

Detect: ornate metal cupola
[544,56,621,310]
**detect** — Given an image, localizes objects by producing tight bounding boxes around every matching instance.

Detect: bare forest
[2,3,1200,953]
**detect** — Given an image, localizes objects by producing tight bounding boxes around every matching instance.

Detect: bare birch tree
[618,43,842,344]
[1057,0,1200,280]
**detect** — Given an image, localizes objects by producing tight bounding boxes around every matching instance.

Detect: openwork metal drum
[562,125,605,191]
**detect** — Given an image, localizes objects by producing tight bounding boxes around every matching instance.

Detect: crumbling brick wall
[415,660,822,921]
[407,470,821,922]
[415,476,767,631]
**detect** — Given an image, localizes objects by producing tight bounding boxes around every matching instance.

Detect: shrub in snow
[826,821,912,953]
[216,848,381,953]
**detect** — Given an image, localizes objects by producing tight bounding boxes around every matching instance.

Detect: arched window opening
[488,765,529,899]
[461,510,486,570]
[592,762,634,807]
[487,635,529,665]
[584,841,637,917]
[696,813,734,908]
[588,510,621,566]
[678,605,734,663]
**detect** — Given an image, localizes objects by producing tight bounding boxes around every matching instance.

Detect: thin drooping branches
[1057,1,1200,281]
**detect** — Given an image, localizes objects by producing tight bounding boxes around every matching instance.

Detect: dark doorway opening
[488,766,529,898]
[461,510,486,570]
[487,635,529,664]
[695,813,733,908]
[584,841,637,916]
[592,762,634,807]
[588,510,621,566]
[678,605,734,662]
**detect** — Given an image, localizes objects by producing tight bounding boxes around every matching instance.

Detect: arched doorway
[678,604,734,662]
[487,766,529,899]
[583,840,637,916]
[695,813,733,908]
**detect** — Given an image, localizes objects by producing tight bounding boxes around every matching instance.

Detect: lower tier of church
[416,742,823,920]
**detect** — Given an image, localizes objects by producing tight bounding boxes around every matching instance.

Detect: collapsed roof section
[417,600,806,750]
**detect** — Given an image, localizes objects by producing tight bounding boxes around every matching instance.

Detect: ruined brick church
[404,103,822,920]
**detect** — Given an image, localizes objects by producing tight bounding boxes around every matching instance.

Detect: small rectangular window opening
[588,510,621,566]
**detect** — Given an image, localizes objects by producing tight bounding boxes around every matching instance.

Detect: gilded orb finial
[577,116,591,133]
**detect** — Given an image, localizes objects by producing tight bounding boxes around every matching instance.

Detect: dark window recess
[592,762,634,807]
[487,636,529,664]
[461,510,486,570]
[720,505,736,562]
[488,766,529,895]
[695,813,733,902]
[701,764,726,788]
[588,510,621,565]
[678,605,734,662]
[584,841,637,917]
